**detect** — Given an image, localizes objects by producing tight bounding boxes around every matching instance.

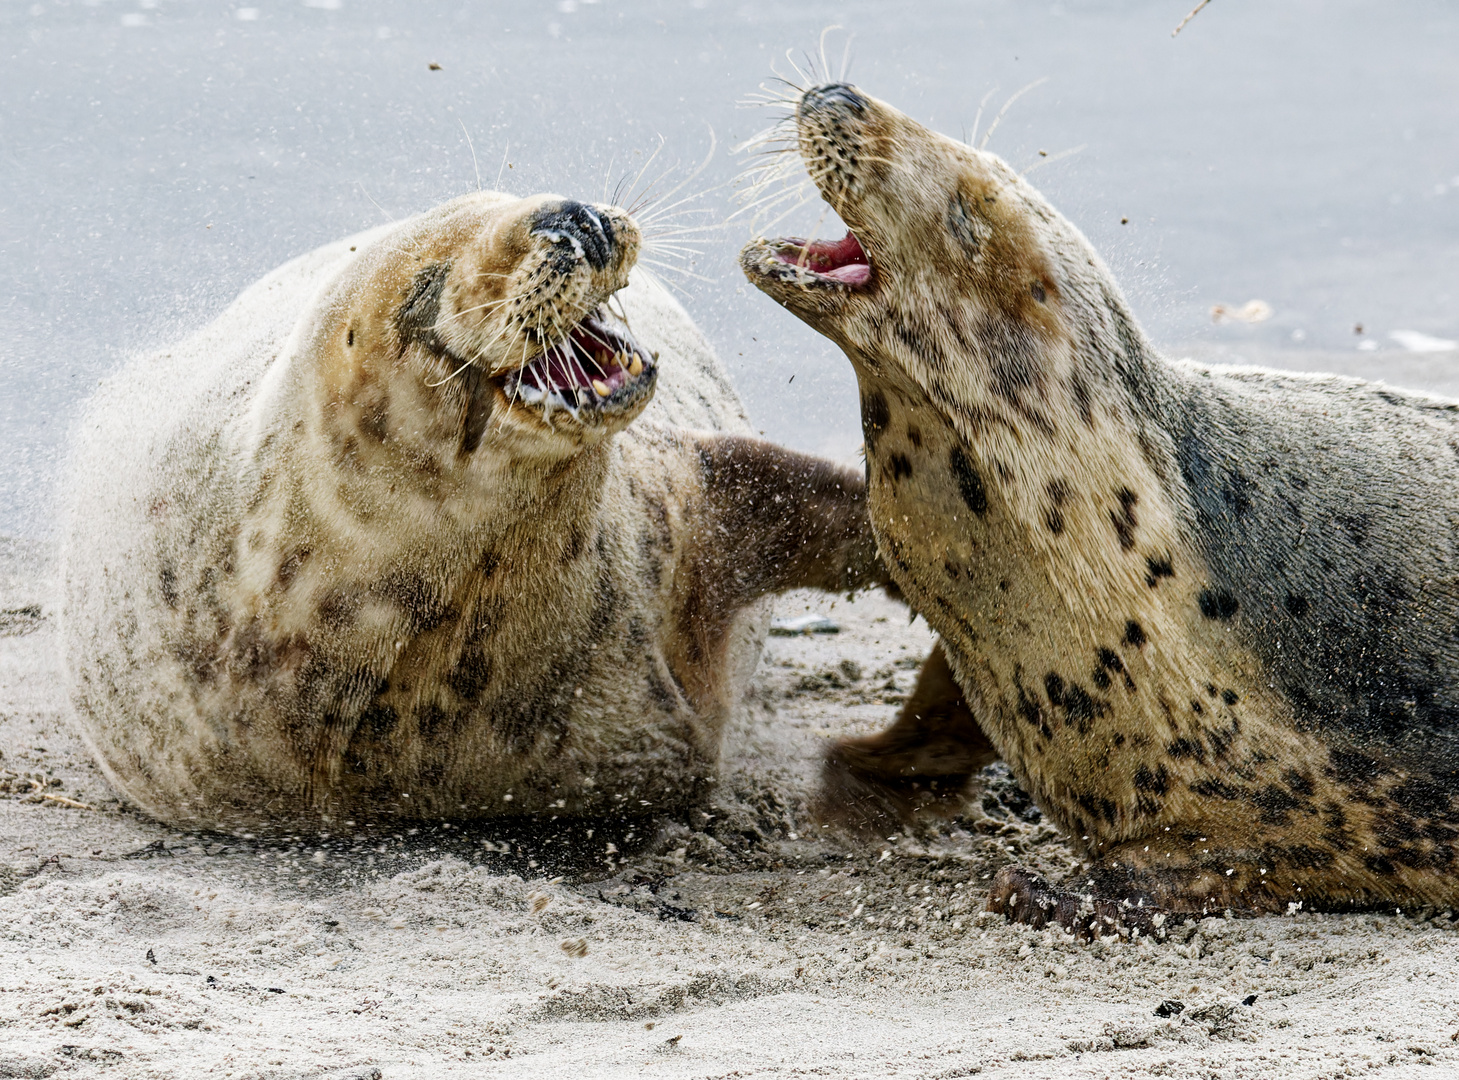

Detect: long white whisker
[356,181,395,223]
[495,142,511,190]
[817,24,842,84]
[458,118,482,192]
[980,77,1048,150]
[969,86,999,149]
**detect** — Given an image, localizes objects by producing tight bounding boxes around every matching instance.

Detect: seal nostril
[531,200,615,272]
[802,82,868,116]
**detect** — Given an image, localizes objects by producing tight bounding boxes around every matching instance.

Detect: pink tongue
[825,263,871,285]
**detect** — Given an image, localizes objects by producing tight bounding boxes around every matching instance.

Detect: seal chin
[498,307,658,428]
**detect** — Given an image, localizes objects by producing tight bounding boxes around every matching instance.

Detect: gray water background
[2,0,1456,538]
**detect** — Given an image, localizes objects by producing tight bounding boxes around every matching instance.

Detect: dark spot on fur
[1045,508,1065,535]
[1190,699,1204,715]
[1145,555,1174,588]
[317,590,358,631]
[1047,479,1070,506]
[1283,769,1316,798]
[457,363,494,455]
[275,548,310,591]
[159,565,179,608]
[359,700,397,737]
[1364,854,1397,876]
[449,644,491,701]
[1134,764,1169,795]
[1070,371,1095,427]
[1124,620,1147,647]
[1198,589,1239,620]
[1167,738,1204,761]
[1253,784,1304,825]
[564,527,587,562]
[1045,672,1104,731]
[906,425,922,448]
[861,390,890,452]
[1221,689,1239,706]
[889,453,913,481]
[1285,593,1310,618]
[949,446,987,516]
[1110,487,1138,550]
[1030,282,1047,304]
[1190,778,1245,801]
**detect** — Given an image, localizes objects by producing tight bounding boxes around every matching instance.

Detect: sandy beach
[2,539,1457,1079]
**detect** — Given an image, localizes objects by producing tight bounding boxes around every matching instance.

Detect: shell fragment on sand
[1390,329,1458,353]
[769,614,840,636]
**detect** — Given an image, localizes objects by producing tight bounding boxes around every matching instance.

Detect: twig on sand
[40,793,96,811]
[1172,0,1213,37]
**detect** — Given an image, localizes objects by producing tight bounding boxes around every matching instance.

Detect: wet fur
[63,191,881,833]
[741,85,1459,914]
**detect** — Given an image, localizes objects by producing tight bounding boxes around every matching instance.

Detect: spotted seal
[63,189,882,834]
[740,83,1459,929]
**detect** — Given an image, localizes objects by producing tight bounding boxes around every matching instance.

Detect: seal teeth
[592,379,612,397]
[628,354,643,377]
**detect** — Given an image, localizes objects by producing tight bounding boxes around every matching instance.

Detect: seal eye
[948,191,991,256]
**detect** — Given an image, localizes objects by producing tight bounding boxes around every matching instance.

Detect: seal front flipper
[680,432,887,608]
[818,639,996,833]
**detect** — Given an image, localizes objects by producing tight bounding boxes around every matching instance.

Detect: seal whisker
[967,85,1001,150]
[494,141,512,190]
[457,117,483,192]
[979,77,1049,150]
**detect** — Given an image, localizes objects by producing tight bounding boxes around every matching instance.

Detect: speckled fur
[64,191,880,834]
[741,85,1459,911]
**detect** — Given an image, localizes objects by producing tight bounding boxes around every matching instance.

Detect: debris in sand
[1210,299,1272,324]
[560,937,588,958]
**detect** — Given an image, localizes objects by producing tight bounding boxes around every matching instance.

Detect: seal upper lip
[501,310,657,419]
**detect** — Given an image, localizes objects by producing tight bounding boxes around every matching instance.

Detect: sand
[1,537,1457,1079]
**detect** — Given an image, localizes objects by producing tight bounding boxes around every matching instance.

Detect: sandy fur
[62,191,877,835]
[742,85,1459,912]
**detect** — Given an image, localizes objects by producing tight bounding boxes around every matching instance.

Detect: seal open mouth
[502,310,657,419]
[761,230,874,291]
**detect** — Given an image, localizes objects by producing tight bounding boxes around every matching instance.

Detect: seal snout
[799,82,869,119]
[531,199,620,272]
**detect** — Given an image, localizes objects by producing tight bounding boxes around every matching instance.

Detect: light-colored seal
[64,190,882,834]
[741,83,1459,928]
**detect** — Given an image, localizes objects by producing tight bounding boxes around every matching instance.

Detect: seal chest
[741,82,1459,919]
[64,190,884,834]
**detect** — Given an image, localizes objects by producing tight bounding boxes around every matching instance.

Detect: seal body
[741,84,1459,916]
[65,191,881,833]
